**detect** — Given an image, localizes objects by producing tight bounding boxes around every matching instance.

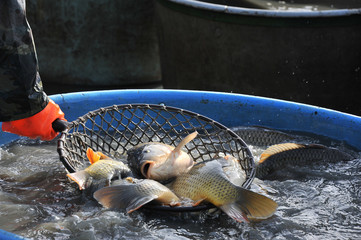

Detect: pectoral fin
[94,184,158,213]
[172,131,198,155]
[192,198,206,207]
[166,131,197,170]
[220,204,250,223]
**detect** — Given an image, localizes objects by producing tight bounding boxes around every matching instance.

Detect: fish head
[141,150,194,181]
[127,132,197,181]
[127,143,172,177]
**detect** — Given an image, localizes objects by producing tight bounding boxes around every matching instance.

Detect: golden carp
[67,148,131,190]
[127,131,197,181]
[255,143,354,179]
[93,177,180,213]
[171,158,278,223]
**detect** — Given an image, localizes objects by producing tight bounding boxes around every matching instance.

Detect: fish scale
[231,127,295,146]
[86,160,125,179]
[256,143,354,179]
[171,159,277,222]
[174,161,254,204]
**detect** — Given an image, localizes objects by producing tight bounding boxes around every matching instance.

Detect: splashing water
[0,131,360,239]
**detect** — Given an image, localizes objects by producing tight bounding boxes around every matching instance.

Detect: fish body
[93,177,180,213]
[67,148,131,190]
[231,126,295,147]
[216,155,247,187]
[223,155,278,195]
[256,143,354,179]
[171,158,278,222]
[127,131,197,181]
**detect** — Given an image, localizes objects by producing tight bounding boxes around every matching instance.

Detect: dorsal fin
[97,151,111,160]
[86,148,101,164]
[259,143,306,163]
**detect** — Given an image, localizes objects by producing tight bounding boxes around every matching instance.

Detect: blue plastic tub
[1,90,360,150]
[0,229,28,240]
[1,89,361,238]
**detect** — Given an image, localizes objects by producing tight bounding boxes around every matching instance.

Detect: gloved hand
[2,99,66,141]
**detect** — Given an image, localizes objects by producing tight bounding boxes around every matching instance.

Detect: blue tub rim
[1,89,361,151]
[162,0,361,18]
[1,89,360,239]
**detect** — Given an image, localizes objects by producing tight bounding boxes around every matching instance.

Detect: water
[204,0,361,11]
[263,0,361,11]
[0,132,360,239]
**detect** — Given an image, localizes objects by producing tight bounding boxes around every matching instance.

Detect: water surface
[0,133,360,239]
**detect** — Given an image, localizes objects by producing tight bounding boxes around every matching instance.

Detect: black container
[27,0,161,87]
[155,0,361,115]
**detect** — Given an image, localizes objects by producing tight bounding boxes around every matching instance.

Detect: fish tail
[220,187,278,223]
[93,185,158,213]
[173,131,198,153]
[67,170,90,190]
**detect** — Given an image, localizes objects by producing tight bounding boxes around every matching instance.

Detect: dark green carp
[256,143,354,179]
[231,126,295,146]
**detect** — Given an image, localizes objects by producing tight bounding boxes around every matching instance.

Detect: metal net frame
[57,104,255,189]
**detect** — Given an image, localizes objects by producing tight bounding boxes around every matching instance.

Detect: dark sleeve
[0,0,48,122]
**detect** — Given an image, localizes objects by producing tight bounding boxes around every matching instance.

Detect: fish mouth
[140,161,155,179]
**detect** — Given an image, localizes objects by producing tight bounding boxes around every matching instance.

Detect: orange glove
[2,99,66,141]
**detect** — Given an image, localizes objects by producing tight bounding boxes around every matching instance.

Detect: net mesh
[57,104,255,188]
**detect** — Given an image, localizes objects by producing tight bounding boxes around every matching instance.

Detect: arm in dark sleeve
[0,0,49,122]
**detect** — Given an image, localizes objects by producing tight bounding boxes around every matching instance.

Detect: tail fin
[172,131,198,154]
[93,184,158,213]
[67,170,90,190]
[220,188,277,223]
